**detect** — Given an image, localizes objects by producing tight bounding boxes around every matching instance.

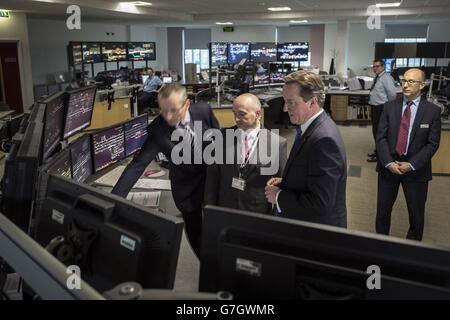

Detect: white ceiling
[1,0,450,25]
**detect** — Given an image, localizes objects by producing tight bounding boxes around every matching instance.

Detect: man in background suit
[376,68,441,241]
[112,83,220,257]
[204,93,287,214]
[265,70,347,227]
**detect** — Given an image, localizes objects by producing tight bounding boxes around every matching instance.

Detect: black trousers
[137,91,158,114]
[370,104,384,154]
[180,208,203,258]
[376,171,428,241]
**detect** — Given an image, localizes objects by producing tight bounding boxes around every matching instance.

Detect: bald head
[232,93,262,130]
[402,68,426,101]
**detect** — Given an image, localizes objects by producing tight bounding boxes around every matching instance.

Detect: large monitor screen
[42,92,66,161]
[277,42,309,61]
[70,135,93,183]
[48,151,72,179]
[227,43,250,65]
[102,42,127,62]
[211,43,228,66]
[250,43,277,62]
[92,125,125,172]
[124,115,148,157]
[82,42,102,64]
[63,86,97,139]
[128,42,156,61]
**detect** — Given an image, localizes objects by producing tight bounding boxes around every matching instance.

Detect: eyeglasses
[373,64,383,68]
[400,79,423,86]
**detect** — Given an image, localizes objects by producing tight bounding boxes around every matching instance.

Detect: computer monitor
[127,42,156,61]
[142,75,149,85]
[70,134,93,183]
[277,42,309,62]
[210,42,228,66]
[101,42,127,62]
[41,92,66,161]
[200,205,450,299]
[227,43,250,65]
[63,86,96,139]
[47,149,72,179]
[92,124,125,172]
[124,114,148,157]
[2,109,45,232]
[162,76,172,84]
[250,42,277,63]
[82,42,102,64]
[33,174,184,292]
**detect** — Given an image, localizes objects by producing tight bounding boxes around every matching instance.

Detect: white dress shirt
[241,122,261,164]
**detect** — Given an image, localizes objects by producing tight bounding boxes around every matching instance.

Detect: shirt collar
[403,95,421,107]
[243,121,260,139]
[301,109,324,134]
[176,110,191,128]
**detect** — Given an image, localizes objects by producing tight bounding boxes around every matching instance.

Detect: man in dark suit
[376,68,441,241]
[204,93,287,214]
[112,83,220,257]
[265,70,347,227]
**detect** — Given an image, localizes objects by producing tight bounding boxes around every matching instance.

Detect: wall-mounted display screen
[277,42,309,61]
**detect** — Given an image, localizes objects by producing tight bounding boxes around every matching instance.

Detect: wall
[185,29,211,49]
[211,26,276,43]
[27,18,168,84]
[323,23,337,74]
[347,22,385,75]
[0,12,34,108]
[277,26,310,43]
[428,21,450,42]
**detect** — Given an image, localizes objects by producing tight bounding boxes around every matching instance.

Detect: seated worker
[204,93,287,214]
[138,67,163,114]
[112,83,220,258]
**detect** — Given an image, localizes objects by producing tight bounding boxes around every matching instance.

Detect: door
[0,42,23,113]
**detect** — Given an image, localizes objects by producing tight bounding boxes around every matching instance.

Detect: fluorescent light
[216,22,233,25]
[117,3,139,13]
[290,20,308,23]
[268,7,291,11]
[376,2,401,7]
[130,1,152,6]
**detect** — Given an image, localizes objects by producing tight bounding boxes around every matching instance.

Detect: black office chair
[195,88,215,103]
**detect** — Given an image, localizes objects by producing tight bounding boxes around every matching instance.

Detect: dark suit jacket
[204,126,287,214]
[376,96,441,182]
[278,111,347,227]
[111,102,220,213]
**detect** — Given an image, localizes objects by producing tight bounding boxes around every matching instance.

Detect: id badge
[232,177,246,191]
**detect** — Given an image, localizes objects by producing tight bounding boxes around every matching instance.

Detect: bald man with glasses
[376,68,441,241]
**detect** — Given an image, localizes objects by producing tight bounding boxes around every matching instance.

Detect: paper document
[133,178,172,190]
[93,165,127,187]
[126,191,161,207]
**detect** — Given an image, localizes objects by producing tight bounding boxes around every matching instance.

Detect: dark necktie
[395,101,414,156]
[370,74,379,91]
[291,126,303,153]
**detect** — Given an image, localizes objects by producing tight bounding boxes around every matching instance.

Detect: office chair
[195,88,214,103]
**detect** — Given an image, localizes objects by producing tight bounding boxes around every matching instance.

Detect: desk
[0,110,14,120]
[86,97,132,130]
[432,123,450,175]
[89,159,181,218]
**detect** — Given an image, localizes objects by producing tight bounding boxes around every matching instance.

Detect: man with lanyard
[367,58,397,162]
[204,93,287,214]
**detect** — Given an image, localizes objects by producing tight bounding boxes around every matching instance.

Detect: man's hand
[387,162,403,175]
[266,177,282,187]
[395,161,413,173]
[265,185,280,205]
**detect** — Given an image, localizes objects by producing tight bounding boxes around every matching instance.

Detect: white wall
[323,23,337,74]
[27,18,168,84]
[211,26,276,42]
[0,12,34,108]
[428,21,450,42]
[347,22,385,75]
[277,26,311,43]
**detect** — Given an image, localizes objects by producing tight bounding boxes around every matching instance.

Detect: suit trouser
[137,91,157,114]
[376,172,428,241]
[370,104,384,154]
[181,208,202,258]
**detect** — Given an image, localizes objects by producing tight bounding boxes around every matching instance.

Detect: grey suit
[204,127,287,214]
[278,111,347,227]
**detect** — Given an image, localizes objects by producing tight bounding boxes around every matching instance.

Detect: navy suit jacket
[112,102,220,213]
[376,96,441,182]
[278,111,347,227]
